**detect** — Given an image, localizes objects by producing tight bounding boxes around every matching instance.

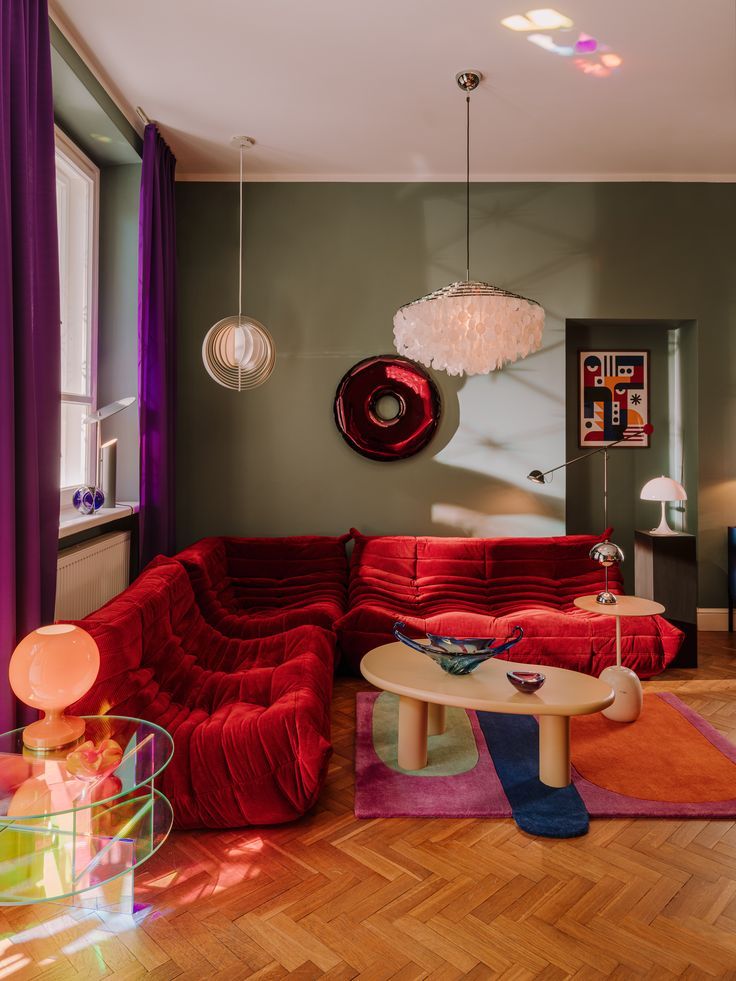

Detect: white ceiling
[52,0,736,181]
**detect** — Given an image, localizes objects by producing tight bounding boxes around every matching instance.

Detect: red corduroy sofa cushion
[335,529,683,676]
[174,535,350,639]
[71,558,335,829]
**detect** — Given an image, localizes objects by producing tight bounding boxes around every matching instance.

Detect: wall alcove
[565,319,698,592]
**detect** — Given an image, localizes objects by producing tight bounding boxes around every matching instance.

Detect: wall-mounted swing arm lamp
[527,442,617,487]
[527,428,652,517]
[526,424,653,606]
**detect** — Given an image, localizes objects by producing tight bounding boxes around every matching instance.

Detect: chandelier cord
[238,142,244,321]
[465,95,470,282]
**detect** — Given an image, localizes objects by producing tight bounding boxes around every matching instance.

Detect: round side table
[0,716,174,917]
[574,594,665,722]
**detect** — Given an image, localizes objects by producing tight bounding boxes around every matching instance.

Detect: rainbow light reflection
[501,9,573,31]
[502,9,623,77]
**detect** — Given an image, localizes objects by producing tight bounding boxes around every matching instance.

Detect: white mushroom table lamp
[640,476,687,535]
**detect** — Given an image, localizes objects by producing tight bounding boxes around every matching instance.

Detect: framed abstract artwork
[579,350,650,448]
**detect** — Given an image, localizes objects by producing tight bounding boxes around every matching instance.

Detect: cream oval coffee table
[361,643,615,787]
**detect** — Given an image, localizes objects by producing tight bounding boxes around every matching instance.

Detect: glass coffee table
[0,716,174,916]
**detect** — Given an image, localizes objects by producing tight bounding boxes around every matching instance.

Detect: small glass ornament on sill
[72,485,104,515]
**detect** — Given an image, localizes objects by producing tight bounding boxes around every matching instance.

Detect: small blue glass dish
[507,670,546,693]
[393,622,523,675]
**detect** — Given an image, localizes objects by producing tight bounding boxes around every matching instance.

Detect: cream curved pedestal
[574,594,665,723]
[360,643,614,787]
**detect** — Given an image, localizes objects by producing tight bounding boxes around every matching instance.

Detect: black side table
[634,530,697,668]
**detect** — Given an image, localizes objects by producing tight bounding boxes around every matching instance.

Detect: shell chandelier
[202,137,275,391]
[393,71,544,377]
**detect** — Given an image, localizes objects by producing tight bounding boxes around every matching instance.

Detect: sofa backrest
[69,557,230,717]
[222,534,350,582]
[174,534,351,620]
[348,528,622,612]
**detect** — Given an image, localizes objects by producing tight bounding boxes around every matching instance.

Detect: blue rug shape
[477,711,589,838]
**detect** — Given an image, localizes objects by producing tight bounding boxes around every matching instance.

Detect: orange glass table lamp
[9,625,100,751]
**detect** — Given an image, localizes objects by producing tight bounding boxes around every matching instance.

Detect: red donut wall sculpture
[334,355,442,461]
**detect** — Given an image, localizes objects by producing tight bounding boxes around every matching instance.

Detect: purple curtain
[0,0,61,730]
[138,125,177,566]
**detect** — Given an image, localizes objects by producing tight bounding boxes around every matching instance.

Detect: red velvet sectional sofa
[71,529,682,830]
[71,554,337,829]
[335,529,684,678]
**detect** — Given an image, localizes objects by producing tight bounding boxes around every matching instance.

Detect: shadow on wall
[388,183,579,539]
[175,181,736,608]
[176,181,602,547]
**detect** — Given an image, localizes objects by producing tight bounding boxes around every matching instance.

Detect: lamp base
[595,591,618,605]
[599,665,643,722]
[649,522,675,536]
[23,712,86,751]
[649,501,675,536]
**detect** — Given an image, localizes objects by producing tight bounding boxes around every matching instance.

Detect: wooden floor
[4,634,736,980]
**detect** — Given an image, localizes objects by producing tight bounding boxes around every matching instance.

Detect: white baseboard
[697,608,729,631]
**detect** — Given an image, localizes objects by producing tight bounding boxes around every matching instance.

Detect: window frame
[55,126,100,514]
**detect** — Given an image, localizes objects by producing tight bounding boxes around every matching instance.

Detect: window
[55,128,99,501]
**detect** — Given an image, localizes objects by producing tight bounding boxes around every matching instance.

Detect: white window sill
[59,502,139,541]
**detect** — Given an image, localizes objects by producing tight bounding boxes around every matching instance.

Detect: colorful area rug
[355,691,736,837]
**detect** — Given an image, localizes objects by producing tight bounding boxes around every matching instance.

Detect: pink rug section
[356,690,736,821]
[575,692,736,818]
[355,692,511,819]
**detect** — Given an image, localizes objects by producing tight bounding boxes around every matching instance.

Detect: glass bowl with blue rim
[393,622,523,675]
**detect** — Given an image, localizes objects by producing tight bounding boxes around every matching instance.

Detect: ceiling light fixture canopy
[202,136,275,391]
[393,71,544,377]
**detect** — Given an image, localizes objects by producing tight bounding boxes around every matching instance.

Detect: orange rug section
[570,693,736,803]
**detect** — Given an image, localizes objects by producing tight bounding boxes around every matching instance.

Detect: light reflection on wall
[502,9,623,78]
[431,503,563,538]
[431,360,566,538]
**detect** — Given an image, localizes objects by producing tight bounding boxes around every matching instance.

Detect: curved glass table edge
[0,788,174,906]
[0,715,175,820]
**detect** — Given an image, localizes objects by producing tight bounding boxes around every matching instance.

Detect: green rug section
[372,692,479,776]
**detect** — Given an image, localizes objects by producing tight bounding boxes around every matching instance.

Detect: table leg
[398,696,428,770]
[72,866,135,920]
[427,703,446,737]
[538,715,571,787]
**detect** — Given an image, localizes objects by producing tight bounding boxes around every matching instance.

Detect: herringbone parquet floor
[4,633,736,979]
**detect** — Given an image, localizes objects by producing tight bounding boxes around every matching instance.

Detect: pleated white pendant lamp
[393,72,545,376]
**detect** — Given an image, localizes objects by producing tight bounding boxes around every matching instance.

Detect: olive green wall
[176,182,736,608]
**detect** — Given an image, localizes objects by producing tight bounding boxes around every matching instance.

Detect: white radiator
[55,531,131,621]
